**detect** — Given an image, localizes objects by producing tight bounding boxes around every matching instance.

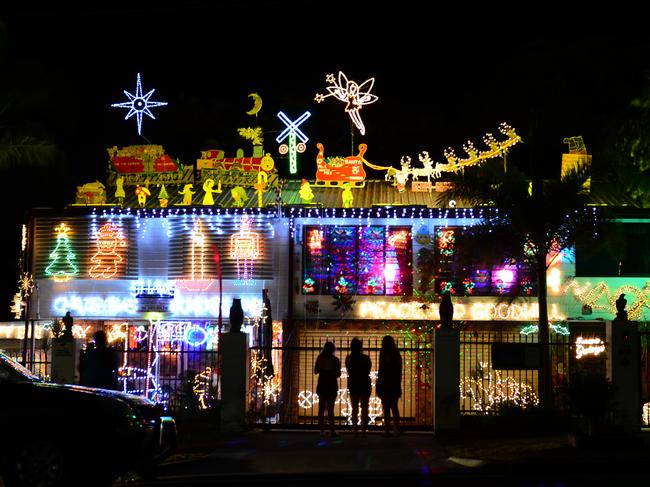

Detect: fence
[459,325,572,414]
[249,332,433,429]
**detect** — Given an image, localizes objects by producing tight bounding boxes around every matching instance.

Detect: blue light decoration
[111,73,168,135]
[276,111,310,174]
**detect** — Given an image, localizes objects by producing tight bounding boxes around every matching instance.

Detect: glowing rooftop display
[315,71,378,135]
[111,73,168,135]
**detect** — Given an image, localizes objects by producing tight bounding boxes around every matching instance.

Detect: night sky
[1,3,649,320]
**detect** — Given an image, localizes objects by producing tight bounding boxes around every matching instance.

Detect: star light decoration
[111,73,168,135]
[315,72,378,135]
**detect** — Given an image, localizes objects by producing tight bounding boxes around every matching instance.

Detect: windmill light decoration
[315,71,378,135]
[111,73,168,135]
[276,111,311,175]
[230,217,261,282]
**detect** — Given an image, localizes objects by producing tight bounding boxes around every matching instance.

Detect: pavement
[114,426,650,486]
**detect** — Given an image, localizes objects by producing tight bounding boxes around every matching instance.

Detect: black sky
[1,3,649,320]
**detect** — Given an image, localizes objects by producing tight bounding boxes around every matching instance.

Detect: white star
[111,73,168,135]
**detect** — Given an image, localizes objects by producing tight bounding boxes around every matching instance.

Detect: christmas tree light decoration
[111,73,168,135]
[276,111,311,174]
[315,71,378,135]
[89,223,127,279]
[45,223,78,282]
[230,217,261,281]
[575,337,605,359]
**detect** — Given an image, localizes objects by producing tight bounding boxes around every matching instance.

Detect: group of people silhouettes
[314,335,402,438]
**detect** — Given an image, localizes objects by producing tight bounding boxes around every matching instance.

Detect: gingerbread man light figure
[89,222,126,279]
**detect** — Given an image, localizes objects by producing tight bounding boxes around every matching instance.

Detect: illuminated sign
[575,337,605,359]
[131,279,175,298]
[357,300,565,321]
[51,293,261,318]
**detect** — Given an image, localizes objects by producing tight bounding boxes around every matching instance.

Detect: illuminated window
[302,226,412,296]
[434,227,536,296]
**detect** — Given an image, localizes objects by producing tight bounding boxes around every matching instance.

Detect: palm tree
[436,157,599,407]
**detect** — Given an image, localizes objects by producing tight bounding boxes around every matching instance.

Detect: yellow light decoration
[246,93,263,116]
[193,367,214,410]
[18,272,35,296]
[250,350,280,406]
[643,403,650,426]
[10,292,24,319]
[89,223,126,279]
[460,362,539,413]
[230,217,260,281]
[237,127,264,146]
[107,322,128,344]
[565,280,650,321]
[134,185,151,208]
[254,171,268,208]
[357,300,565,321]
[21,224,27,251]
[575,337,605,359]
[202,179,220,206]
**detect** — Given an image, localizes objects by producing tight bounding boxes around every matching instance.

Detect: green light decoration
[45,223,79,281]
[519,322,570,336]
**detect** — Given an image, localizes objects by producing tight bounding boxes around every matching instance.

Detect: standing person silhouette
[80,330,120,390]
[345,337,372,438]
[377,335,402,437]
[314,341,341,437]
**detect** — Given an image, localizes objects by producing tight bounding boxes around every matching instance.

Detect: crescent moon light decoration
[247,93,263,115]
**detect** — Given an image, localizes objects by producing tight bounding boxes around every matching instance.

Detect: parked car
[0,351,176,487]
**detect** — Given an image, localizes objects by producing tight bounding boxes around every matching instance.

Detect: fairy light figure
[315,72,378,135]
[230,217,260,281]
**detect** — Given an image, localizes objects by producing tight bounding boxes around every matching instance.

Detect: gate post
[433,327,460,432]
[220,331,250,432]
[51,336,82,384]
[606,319,641,434]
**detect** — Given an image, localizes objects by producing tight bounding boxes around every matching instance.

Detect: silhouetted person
[377,335,402,437]
[80,330,120,390]
[345,337,371,438]
[616,293,628,321]
[229,298,244,332]
[62,311,74,338]
[439,292,454,328]
[314,341,341,437]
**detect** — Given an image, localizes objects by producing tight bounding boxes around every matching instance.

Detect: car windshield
[0,351,41,381]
